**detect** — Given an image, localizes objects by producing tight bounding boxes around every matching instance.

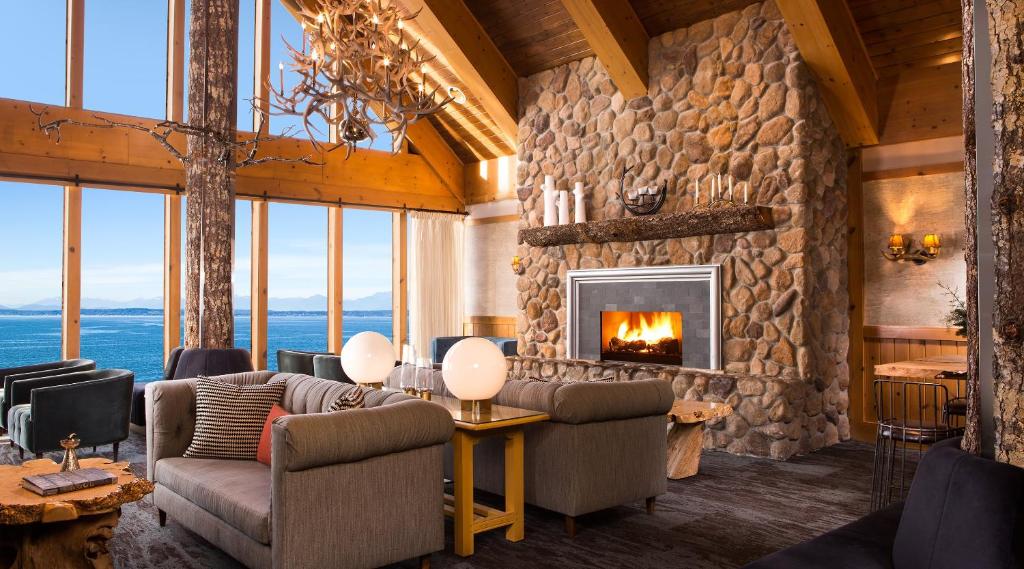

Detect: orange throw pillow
[256,404,290,466]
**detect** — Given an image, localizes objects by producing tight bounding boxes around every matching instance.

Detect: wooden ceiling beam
[0,98,463,212]
[559,0,649,100]
[777,0,879,147]
[399,0,519,148]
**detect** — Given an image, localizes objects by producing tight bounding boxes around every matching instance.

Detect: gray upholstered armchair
[147,372,454,569]
[7,368,133,460]
[1,358,96,431]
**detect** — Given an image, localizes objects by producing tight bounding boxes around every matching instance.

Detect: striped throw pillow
[184,377,287,460]
[328,386,366,412]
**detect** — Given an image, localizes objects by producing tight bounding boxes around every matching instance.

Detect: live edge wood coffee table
[432,396,550,557]
[0,457,154,569]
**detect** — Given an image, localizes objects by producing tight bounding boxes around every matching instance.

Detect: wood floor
[2,433,879,568]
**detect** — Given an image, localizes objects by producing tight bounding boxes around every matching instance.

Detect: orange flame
[615,312,677,346]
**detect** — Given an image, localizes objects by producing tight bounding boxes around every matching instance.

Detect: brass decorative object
[271,0,462,156]
[882,233,942,265]
[60,433,81,472]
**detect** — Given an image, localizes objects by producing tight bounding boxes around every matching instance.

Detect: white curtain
[408,211,465,358]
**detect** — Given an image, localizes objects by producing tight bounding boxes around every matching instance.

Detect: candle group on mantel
[542,176,587,226]
[692,173,750,206]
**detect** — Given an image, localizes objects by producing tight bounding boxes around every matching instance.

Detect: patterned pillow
[328,386,366,412]
[184,377,287,460]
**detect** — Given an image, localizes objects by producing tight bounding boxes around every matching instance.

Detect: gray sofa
[146,371,455,569]
[388,366,674,535]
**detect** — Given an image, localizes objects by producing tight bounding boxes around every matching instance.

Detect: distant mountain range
[8,291,391,312]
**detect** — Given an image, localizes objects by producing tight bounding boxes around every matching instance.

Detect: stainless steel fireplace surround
[565,265,722,370]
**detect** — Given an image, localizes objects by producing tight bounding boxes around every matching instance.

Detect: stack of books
[21,468,118,496]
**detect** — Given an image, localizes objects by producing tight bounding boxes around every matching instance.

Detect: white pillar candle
[728,175,734,201]
[558,190,569,225]
[744,182,749,204]
[543,176,556,226]
[717,173,722,200]
[573,182,586,223]
[694,178,700,205]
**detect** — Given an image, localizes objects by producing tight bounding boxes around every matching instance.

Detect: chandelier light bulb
[278,62,283,71]
[316,13,324,23]
[310,48,318,60]
[397,18,404,29]
[372,13,379,25]
[383,57,390,67]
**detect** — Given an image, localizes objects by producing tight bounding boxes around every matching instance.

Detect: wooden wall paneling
[250,201,269,369]
[392,211,408,352]
[61,0,84,360]
[463,316,517,338]
[854,326,969,441]
[777,0,879,147]
[163,0,186,362]
[560,0,649,100]
[327,206,344,354]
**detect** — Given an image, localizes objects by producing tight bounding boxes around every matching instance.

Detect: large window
[0,2,65,105]
[238,0,256,129]
[80,189,164,379]
[234,201,253,352]
[85,1,166,118]
[265,203,327,369]
[0,183,64,366]
[343,209,393,343]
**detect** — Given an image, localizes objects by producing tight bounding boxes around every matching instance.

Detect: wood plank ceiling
[290,0,963,161]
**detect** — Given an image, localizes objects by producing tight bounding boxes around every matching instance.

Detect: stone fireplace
[566,265,721,369]
[511,1,851,460]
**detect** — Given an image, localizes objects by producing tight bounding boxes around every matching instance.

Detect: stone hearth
[512,0,850,459]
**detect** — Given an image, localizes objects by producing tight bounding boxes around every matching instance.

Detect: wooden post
[845,151,869,441]
[392,210,408,351]
[163,0,186,362]
[986,0,1024,465]
[183,0,240,349]
[251,200,269,369]
[960,0,981,455]
[61,0,84,360]
[328,207,344,353]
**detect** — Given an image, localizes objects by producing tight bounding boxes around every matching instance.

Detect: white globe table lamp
[341,331,395,389]
[441,337,508,416]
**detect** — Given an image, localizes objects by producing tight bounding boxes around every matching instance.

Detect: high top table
[431,395,550,557]
[0,457,153,568]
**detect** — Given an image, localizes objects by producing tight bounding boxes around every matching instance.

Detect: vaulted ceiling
[288,0,963,164]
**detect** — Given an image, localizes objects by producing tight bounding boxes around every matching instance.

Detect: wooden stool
[666,400,733,479]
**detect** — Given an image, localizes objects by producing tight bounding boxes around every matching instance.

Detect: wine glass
[415,356,434,400]
[399,344,417,394]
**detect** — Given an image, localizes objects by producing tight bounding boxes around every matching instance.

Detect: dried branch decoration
[29,104,322,169]
[270,0,462,156]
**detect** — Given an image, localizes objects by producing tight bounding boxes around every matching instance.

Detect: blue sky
[0,1,393,307]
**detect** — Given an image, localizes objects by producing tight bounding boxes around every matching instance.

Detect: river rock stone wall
[511,0,850,459]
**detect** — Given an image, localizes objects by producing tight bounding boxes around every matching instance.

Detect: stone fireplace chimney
[511,1,849,460]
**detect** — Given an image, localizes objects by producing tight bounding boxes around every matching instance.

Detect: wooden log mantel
[517,205,774,247]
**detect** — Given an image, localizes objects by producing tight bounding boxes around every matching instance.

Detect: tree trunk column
[961,0,981,455]
[184,0,239,349]
[987,0,1024,465]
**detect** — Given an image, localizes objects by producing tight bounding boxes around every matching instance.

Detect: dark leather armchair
[130,347,253,427]
[277,349,331,375]
[1,359,96,431]
[8,369,134,461]
[312,354,355,383]
[744,437,1024,569]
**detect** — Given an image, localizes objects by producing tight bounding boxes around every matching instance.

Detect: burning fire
[615,312,677,348]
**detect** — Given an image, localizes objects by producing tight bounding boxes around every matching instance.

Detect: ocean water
[0,312,392,380]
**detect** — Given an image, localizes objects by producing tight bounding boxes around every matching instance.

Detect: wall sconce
[882,233,942,265]
[511,255,524,274]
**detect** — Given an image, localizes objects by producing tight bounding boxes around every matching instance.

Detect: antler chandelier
[270,0,463,156]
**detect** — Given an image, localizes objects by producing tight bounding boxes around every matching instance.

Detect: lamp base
[418,389,433,401]
[460,399,493,418]
[361,382,384,390]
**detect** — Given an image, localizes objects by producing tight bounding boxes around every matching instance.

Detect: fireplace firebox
[600,311,683,365]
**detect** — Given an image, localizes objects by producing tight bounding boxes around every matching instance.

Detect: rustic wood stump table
[0,457,154,569]
[666,400,733,479]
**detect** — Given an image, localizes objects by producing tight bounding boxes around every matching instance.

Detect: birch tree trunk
[987,0,1024,465]
[961,0,982,455]
[184,0,239,349]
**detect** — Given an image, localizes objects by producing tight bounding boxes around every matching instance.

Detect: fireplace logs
[600,311,683,365]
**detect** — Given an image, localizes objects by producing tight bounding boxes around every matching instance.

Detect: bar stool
[870,379,964,511]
